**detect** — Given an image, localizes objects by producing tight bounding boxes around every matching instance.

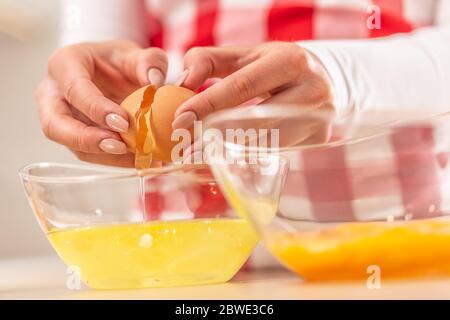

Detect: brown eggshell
[119,85,195,162]
[151,85,196,161]
[119,85,156,151]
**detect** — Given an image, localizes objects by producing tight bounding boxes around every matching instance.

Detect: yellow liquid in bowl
[224,180,450,281]
[47,218,258,289]
[269,219,450,281]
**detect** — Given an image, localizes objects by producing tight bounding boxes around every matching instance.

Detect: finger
[180,46,254,91]
[147,68,165,87]
[48,48,130,131]
[72,150,135,168]
[299,124,332,145]
[117,47,168,87]
[263,79,332,106]
[42,105,127,154]
[259,87,335,146]
[37,77,127,154]
[173,53,302,127]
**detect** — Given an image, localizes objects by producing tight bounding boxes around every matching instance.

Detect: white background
[0,0,79,259]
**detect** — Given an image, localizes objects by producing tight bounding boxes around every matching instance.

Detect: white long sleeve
[59,0,148,46]
[301,1,450,116]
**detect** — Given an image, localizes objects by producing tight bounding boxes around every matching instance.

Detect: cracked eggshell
[150,85,196,162]
[119,85,195,162]
[119,85,156,152]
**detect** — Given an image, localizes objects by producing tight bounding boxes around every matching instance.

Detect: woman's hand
[36,40,168,167]
[173,42,334,128]
[172,42,335,162]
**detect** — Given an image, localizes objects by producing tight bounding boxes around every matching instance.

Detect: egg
[119,85,155,151]
[119,85,196,162]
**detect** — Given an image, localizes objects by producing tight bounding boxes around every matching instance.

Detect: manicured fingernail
[174,69,189,86]
[105,114,129,133]
[148,68,164,87]
[172,111,197,129]
[99,139,127,154]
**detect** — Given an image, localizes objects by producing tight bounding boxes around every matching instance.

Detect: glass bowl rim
[19,162,212,184]
[202,104,450,153]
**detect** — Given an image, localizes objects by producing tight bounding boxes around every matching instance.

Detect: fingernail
[172,111,197,129]
[174,69,189,86]
[148,68,164,87]
[105,114,129,133]
[99,139,127,154]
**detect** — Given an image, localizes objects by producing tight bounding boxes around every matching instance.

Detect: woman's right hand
[36,40,168,167]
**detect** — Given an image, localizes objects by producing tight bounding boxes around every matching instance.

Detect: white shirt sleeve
[300,0,450,116]
[59,0,149,46]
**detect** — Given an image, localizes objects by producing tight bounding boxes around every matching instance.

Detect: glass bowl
[203,105,450,281]
[19,163,257,289]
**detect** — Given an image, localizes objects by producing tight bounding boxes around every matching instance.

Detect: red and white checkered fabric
[144,0,436,53]
[278,121,450,222]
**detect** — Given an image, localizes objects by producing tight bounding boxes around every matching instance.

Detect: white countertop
[2,255,450,299]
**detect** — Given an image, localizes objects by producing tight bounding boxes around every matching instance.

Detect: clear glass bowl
[19,163,257,289]
[204,105,450,281]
